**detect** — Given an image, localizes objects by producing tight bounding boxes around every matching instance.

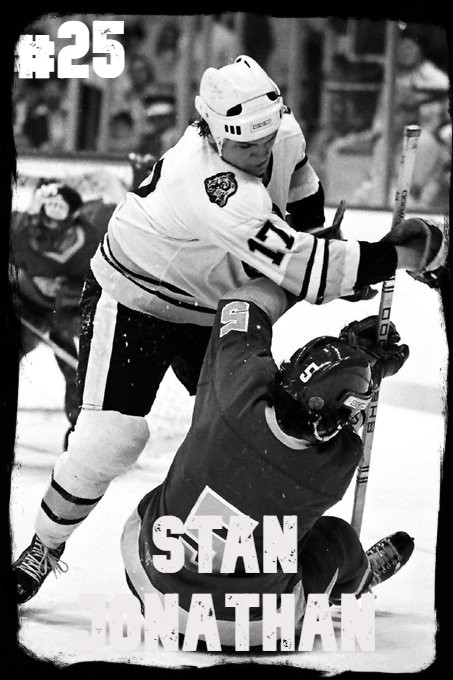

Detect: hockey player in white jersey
[13,55,446,603]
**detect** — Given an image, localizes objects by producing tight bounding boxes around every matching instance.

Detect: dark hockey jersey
[132,279,363,622]
[11,200,115,309]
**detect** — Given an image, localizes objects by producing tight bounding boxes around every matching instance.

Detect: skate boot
[366,531,414,587]
[13,534,67,604]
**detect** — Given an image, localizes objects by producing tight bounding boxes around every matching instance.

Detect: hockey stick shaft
[350,125,421,536]
[20,316,78,370]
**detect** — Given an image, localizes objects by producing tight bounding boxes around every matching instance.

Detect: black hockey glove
[371,343,410,382]
[339,315,409,381]
[381,217,447,290]
[339,315,401,348]
[340,285,379,302]
[407,266,447,289]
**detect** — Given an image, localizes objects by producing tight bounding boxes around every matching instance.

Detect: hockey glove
[371,343,410,383]
[339,315,409,381]
[339,315,401,348]
[381,217,447,290]
[340,285,379,302]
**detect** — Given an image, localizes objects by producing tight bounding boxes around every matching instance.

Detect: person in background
[409,90,451,212]
[11,182,114,450]
[151,20,181,100]
[107,111,136,155]
[15,74,68,152]
[329,29,450,207]
[109,53,157,151]
[138,97,178,158]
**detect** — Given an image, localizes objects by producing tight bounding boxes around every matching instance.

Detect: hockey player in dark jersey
[13,54,445,605]
[121,277,414,650]
[11,182,115,448]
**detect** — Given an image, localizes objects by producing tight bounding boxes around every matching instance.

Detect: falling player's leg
[299,516,414,605]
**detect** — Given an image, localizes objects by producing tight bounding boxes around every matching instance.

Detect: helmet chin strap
[214,136,224,156]
[312,416,344,443]
[206,131,225,156]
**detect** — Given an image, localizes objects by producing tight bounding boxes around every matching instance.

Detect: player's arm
[283,112,326,232]
[286,164,326,233]
[210,202,445,303]
[198,278,289,391]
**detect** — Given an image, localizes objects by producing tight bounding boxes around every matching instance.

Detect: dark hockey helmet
[37,182,83,229]
[279,336,374,442]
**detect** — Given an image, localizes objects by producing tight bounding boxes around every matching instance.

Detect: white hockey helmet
[195,55,284,153]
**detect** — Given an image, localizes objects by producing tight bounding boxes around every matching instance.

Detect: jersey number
[247,220,295,266]
[219,301,250,337]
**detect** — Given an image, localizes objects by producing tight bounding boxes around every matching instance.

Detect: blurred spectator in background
[120,19,148,59]
[409,90,451,211]
[330,28,450,209]
[13,77,42,148]
[109,53,157,151]
[242,13,274,71]
[151,20,181,99]
[193,14,240,76]
[11,182,112,450]
[14,73,68,152]
[107,111,136,155]
[138,97,178,157]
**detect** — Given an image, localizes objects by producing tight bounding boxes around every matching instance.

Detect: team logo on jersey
[204,172,238,207]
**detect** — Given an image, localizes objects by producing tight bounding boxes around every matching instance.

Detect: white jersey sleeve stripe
[315,238,330,304]
[304,238,328,303]
[279,234,317,298]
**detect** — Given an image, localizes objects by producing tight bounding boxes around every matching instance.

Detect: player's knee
[56,409,150,484]
[314,516,361,555]
[315,515,351,534]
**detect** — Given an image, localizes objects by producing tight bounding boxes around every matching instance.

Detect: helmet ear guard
[195,55,284,154]
[279,336,374,442]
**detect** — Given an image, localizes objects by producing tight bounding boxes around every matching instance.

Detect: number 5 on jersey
[219,301,250,337]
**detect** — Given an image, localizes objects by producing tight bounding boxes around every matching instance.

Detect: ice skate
[13,534,67,604]
[366,531,414,587]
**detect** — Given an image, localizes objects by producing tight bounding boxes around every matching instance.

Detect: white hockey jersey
[91,111,360,325]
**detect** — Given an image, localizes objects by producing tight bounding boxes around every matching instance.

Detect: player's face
[221,131,278,177]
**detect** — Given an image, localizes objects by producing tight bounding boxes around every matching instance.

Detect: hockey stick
[20,317,78,370]
[351,124,421,536]
[310,200,346,239]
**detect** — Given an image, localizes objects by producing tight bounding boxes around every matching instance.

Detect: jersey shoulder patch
[204,171,238,208]
[219,300,250,337]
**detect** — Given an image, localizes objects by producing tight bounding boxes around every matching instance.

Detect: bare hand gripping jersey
[122,280,363,634]
[91,112,360,325]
